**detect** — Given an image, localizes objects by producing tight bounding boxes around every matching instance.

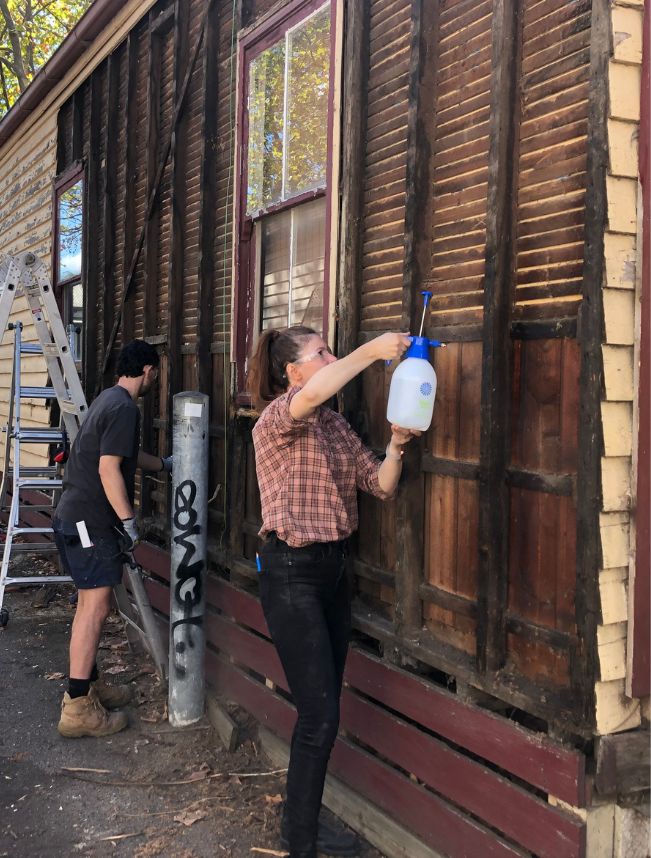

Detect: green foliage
[0,0,92,117]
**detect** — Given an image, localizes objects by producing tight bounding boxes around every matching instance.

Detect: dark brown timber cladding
[211,0,238,347]
[359,0,412,331]
[515,0,591,322]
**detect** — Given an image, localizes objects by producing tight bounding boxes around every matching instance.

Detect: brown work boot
[92,679,132,710]
[58,687,129,738]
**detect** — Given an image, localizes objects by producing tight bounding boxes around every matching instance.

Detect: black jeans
[258,534,351,858]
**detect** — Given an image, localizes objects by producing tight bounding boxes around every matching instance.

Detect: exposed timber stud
[167,0,191,429]
[394,0,439,644]
[84,71,102,397]
[101,53,119,389]
[477,0,521,674]
[574,0,611,728]
[71,87,84,163]
[197,0,219,396]
[336,0,370,419]
[122,32,139,344]
[142,12,164,519]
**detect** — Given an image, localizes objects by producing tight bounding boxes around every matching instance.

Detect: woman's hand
[366,332,411,362]
[389,424,421,453]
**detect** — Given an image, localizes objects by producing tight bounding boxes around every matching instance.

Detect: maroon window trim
[52,161,85,292]
[233,0,337,403]
[631,0,650,699]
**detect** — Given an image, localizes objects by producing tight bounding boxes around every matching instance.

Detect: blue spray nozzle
[386,336,445,365]
[405,336,445,359]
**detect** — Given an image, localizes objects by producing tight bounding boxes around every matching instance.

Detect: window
[234,0,341,396]
[54,165,85,363]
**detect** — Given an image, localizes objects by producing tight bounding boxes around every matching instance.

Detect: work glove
[118,516,140,553]
[161,455,173,474]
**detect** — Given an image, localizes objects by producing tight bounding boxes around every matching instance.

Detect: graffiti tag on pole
[171,479,203,677]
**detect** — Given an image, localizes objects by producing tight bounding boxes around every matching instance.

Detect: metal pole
[169,391,208,726]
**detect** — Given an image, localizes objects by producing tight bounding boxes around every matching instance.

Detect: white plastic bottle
[386,337,440,431]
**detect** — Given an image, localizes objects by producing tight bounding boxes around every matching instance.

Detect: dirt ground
[0,559,382,858]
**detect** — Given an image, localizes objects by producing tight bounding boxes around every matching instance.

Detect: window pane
[58,180,83,281]
[247,42,285,214]
[261,210,291,329]
[286,6,330,198]
[290,198,325,327]
[260,198,325,331]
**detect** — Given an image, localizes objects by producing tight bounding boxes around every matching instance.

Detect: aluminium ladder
[0,252,88,618]
[0,253,167,680]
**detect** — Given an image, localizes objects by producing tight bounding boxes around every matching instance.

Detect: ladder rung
[9,466,58,477]
[17,478,63,489]
[5,575,72,584]
[20,386,55,399]
[12,527,54,536]
[9,543,59,554]
[20,343,43,354]
[16,428,64,443]
[18,504,55,512]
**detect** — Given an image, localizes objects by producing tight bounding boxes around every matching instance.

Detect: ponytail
[248,326,317,411]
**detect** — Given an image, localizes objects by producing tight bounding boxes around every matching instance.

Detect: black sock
[68,677,91,699]
[90,663,99,682]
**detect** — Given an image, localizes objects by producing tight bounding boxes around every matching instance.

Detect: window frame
[52,161,85,364]
[233,0,342,402]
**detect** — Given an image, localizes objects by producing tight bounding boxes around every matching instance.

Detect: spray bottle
[386,291,444,432]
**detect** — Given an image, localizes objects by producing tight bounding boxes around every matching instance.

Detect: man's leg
[69,586,112,686]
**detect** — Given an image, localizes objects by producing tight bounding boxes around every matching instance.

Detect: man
[53,340,172,738]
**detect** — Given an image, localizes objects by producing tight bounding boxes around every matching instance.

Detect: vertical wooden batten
[101,53,120,388]
[197,0,219,397]
[336,0,369,415]
[476,0,521,674]
[141,11,163,518]
[393,0,439,645]
[576,0,611,727]
[121,33,139,344]
[166,0,191,426]
[84,73,102,396]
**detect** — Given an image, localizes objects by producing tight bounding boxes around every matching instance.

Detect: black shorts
[53,518,124,589]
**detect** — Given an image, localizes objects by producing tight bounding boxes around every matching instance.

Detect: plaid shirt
[252,387,392,547]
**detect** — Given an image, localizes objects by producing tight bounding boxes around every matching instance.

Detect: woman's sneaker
[280,813,360,857]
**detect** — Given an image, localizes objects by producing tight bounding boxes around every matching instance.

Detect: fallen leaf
[139,714,161,724]
[173,808,207,827]
[263,794,283,805]
[8,752,29,763]
[186,769,209,782]
[45,672,64,680]
[104,665,128,675]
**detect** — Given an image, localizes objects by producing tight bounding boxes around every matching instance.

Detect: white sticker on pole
[184,402,203,418]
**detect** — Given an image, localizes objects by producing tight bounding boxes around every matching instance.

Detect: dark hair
[248,326,317,411]
[116,340,160,378]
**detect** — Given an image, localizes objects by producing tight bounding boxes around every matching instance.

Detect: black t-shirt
[57,385,141,532]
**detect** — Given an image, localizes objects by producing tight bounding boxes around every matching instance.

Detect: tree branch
[0,0,29,91]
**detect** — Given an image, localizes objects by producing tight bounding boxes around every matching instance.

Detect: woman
[249,325,417,858]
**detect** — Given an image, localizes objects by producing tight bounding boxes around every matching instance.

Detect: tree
[0,0,92,117]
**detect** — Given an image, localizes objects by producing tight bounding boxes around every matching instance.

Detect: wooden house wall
[52,0,615,735]
[0,117,58,470]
